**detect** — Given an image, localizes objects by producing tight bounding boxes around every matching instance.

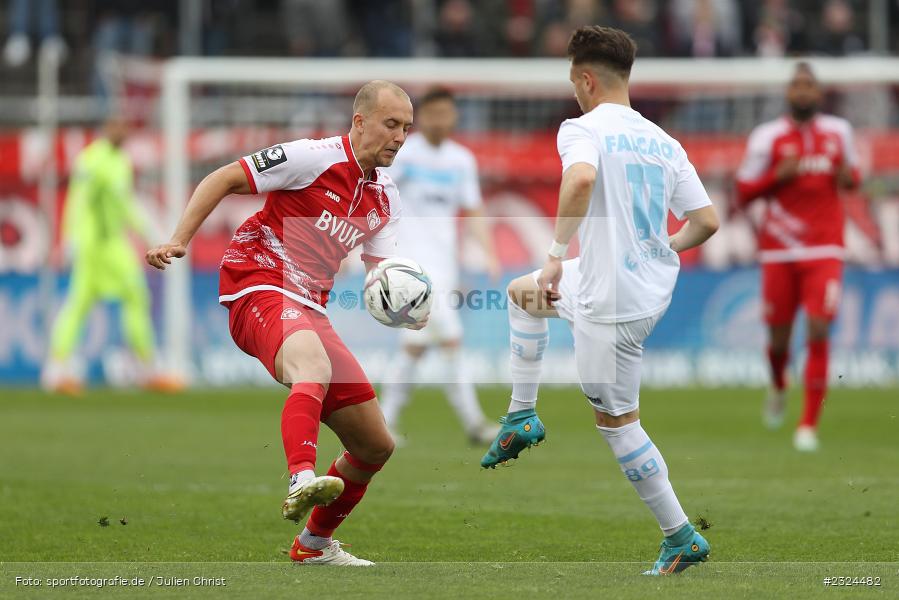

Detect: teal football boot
[644,524,710,576]
[480,409,545,469]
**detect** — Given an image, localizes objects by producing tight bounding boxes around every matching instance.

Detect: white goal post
[159,57,899,383]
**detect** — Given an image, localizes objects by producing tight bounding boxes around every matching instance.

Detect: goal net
[126,57,899,387]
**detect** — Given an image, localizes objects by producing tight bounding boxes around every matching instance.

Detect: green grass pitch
[1,385,897,599]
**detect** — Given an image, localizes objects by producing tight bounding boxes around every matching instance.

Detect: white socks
[442,349,488,433]
[379,351,418,428]
[288,469,315,495]
[299,528,331,550]
[290,471,331,550]
[507,299,548,413]
[597,420,689,535]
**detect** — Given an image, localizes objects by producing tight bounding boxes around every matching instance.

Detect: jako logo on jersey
[325,190,341,203]
[314,210,365,248]
[281,307,301,320]
[367,209,381,230]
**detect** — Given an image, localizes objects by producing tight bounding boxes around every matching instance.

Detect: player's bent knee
[439,338,461,351]
[507,277,535,311]
[509,276,558,318]
[356,437,394,466]
[768,324,792,352]
[807,319,831,341]
[404,344,428,359]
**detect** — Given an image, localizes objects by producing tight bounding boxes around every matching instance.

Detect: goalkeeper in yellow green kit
[44,116,178,394]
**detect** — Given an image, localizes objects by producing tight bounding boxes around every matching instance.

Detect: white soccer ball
[363,257,432,328]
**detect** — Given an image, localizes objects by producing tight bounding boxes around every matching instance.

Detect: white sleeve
[459,151,483,210]
[736,126,773,182]
[836,119,860,168]
[239,139,321,193]
[669,151,713,220]
[557,119,599,172]
[362,181,402,262]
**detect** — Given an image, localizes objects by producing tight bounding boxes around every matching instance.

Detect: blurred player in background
[147,81,417,566]
[736,63,860,452]
[482,26,719,575]
[380,86,501,445]
[43,115,177,394]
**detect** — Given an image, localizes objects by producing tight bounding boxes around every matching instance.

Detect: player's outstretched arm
[146,162,252,270]
[669,205,720,253]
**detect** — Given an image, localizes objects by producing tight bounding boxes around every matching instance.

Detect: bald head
[348,79,414,174]
[353,80,410,116]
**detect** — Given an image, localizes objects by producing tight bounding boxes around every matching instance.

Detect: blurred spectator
[536,0,604,58]
[0,0,894,98]
[92,1,173,101]
[539,20,573,57]
[892,0,899,54]
[202,0,262,57]
[811,0,866,55]
[753,17,789,57]
[281,0,354,57]
[351,0,413,57]
[669,0,742,57]
[565,0,604,28]
[3,0,65,67]
[606,0,662,56]
[435,0,478,56]
[503,0,534,57]
[745,0,809,56]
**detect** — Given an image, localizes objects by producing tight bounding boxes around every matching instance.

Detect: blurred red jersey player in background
[736,62,861,451]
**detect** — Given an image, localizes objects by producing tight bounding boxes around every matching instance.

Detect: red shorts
[227,291,376,420]
[762,258,843,325]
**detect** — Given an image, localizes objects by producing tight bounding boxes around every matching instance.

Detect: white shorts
[400,292,463,346]
[531,258,663,416]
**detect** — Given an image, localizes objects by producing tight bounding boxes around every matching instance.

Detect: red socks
[282,382,326,474]
[306,452,384,538]
[767,347,789,391]
[801,340,829,428]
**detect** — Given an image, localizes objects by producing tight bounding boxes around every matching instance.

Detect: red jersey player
[147,81,419,565]
[736,63,860,452]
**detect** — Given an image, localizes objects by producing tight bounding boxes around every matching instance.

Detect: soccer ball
[363,257,432,328]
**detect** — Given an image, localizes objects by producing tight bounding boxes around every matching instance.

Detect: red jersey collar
[343,134,378,181]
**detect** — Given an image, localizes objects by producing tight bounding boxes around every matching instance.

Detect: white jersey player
[379,87,501,445]
[481,27,720,576]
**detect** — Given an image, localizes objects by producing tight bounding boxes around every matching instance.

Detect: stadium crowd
[0,0,896,96]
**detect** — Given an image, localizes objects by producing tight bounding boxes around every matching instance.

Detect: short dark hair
[567,26,637,80]
[418,86,455,108]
